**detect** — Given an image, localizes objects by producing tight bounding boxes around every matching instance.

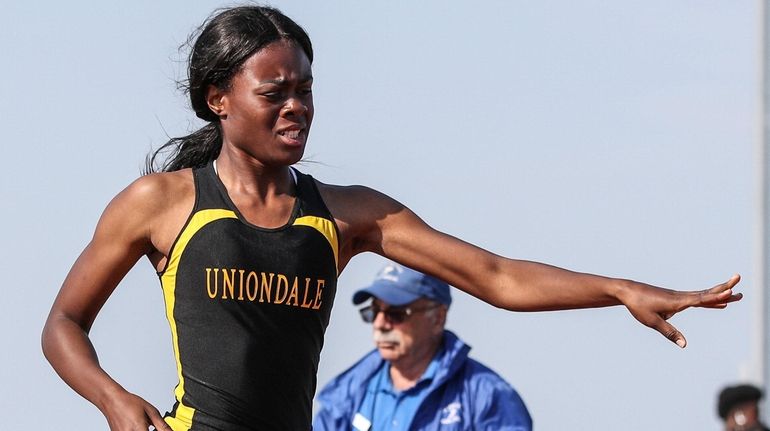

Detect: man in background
[718,384,769,431]
[313,262,532,431]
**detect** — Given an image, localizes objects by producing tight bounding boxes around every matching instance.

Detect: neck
[389,335,442,391]
[213,149,298,229]
[214,149,294,199]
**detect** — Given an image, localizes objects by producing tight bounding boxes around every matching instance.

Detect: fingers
[145,405,172,431]
[652,317,687,349]
[692,274,743,308]
[704,274,741,294]
[708,274,741,293]
[725,273,742,289]
[698,292,743,309]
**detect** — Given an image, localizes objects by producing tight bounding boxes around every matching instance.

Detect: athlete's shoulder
[126,169,194,201]
[314,181,400,210]
[104,169,194,223]
[313,180,412,250]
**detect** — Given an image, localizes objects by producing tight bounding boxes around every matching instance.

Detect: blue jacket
[313,331,532,431]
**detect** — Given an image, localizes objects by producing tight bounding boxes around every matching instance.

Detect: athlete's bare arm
[41,171,193,431]
[319,182,742,348]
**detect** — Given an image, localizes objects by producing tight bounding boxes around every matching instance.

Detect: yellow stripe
[164,412,195,431]
[292,215,339,273]
[161,209,237,431]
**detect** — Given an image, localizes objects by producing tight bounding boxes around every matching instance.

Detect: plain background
[1,1,759,429]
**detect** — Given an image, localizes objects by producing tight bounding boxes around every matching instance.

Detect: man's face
[370,298,446,366]
[725,401,760,430]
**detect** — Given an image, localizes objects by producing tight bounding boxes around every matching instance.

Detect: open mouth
[277,128,306,147]
[278,129,301,139]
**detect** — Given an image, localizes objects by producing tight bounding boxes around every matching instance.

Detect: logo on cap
[376,264,404,283]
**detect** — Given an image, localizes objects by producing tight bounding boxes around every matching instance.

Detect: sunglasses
[358,303,440,324]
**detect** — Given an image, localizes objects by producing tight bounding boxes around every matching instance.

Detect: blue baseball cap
[352,263,452,306]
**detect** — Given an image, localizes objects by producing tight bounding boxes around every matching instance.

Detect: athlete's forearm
[41,314,127,413]
[480,258,626,312]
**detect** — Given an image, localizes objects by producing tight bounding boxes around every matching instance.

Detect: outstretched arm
[322,184,742,348]
[42,176,175,431]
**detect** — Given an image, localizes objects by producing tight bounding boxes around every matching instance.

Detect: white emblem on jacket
[440,402,462,425]
[352,412,371,431]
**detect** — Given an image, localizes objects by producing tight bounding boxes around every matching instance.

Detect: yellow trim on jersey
[164,409,195,431]
[293,215,339,273]
[161,209,237,431]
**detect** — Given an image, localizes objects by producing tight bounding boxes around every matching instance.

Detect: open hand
[620,274,742,348]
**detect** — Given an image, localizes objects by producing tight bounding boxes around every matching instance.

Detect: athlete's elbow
[40,313,72,364]
[41,318,56,364]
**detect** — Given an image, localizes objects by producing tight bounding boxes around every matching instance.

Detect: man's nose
[372,310,392,330]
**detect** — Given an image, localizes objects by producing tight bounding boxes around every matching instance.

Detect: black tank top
[161,162,339,431]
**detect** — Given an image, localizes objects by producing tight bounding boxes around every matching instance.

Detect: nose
[281,97,308,117]
[372,309,392,331]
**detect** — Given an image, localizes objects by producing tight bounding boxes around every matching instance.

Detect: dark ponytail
[145,5,313,173]
[146,123,222,173]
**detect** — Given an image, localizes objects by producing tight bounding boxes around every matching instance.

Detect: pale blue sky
[1,1,759,429]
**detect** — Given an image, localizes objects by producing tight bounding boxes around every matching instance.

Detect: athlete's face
[211,40,313,167]
[371,298,446,367]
